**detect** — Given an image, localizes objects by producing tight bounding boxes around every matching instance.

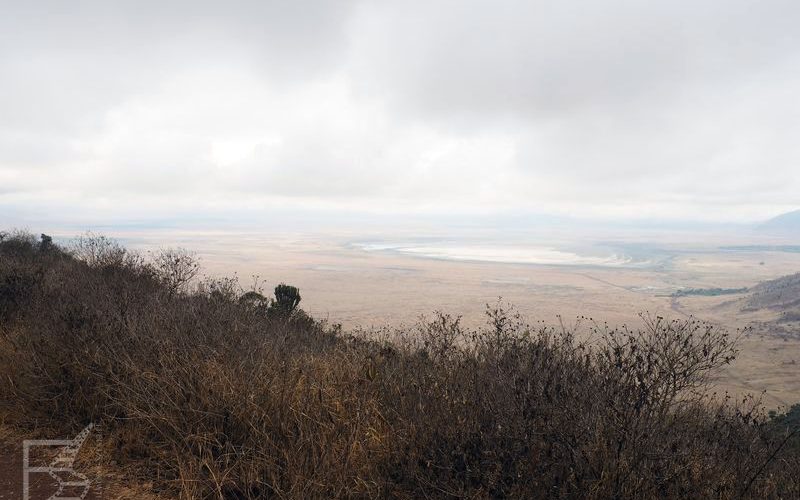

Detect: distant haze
[2,1,800,229]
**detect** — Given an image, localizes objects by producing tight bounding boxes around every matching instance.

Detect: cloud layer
[2,0,799,225]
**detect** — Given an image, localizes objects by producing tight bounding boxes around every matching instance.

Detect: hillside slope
[759,209,800,233]
[744,272,800,312]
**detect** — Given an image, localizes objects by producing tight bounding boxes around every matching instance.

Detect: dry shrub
[0,231,798,499]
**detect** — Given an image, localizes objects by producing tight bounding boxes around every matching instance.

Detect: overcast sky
[2,0,799,228]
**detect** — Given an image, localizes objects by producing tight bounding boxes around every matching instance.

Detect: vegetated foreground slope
[0,231,798,499]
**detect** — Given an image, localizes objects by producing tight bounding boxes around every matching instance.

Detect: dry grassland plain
[70,229,800,408]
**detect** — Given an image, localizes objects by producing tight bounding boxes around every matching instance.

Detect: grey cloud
[350,1,800,122]
[1,0,799,224]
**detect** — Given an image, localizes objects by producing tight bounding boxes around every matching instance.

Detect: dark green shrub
[239,290,269,309]
[270,283,301,315]
[39,233,53,252]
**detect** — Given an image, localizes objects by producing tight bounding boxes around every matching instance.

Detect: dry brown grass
[0,230,798,499]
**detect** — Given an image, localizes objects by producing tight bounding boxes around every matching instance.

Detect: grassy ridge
[0,231,798,499]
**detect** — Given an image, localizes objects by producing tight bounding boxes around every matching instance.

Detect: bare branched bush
[70,232,131,268]
[417,311,464,360]
[600,314,739,408]
[152,247,200,295]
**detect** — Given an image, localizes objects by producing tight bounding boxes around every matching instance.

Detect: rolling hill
[759,209,800,233]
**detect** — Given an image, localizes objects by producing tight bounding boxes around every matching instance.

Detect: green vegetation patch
[672,287,748,297]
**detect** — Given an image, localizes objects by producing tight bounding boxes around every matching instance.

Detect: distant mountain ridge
[759,209,800,233]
